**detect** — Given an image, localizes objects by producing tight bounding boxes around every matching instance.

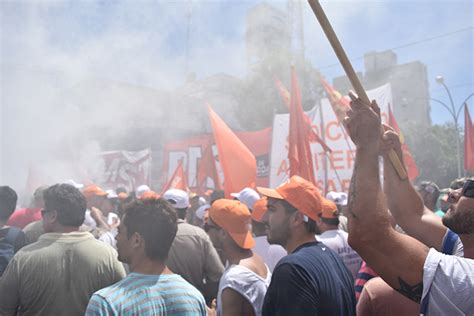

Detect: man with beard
[344,92,474,315]
[86,198,206,315]
[257,176,356,316]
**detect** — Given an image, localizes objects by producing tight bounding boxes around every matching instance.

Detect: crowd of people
[0,96,473,315]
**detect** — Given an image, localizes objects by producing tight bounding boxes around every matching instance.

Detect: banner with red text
[163,128,272,192]
[270,84,393,193]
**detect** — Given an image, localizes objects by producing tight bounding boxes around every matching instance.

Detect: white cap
[195,204,210,220]
[64,179,84,189]
[105,189,118,199]
[136,185,151,199]
[230,187,260,210]
[198,197,206,206]
[164,189,190,209]
[326,191,348,206]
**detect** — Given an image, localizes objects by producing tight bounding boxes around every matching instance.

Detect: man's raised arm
[381,127,447,250]
[345,93,429,303]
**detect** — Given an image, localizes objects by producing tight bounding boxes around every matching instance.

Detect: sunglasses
[203,222,220,233]
[41,209,53,217]
[461,180,474,198]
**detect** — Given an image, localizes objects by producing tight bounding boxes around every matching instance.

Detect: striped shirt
[86,273,207,316]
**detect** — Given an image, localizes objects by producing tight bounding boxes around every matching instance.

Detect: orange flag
[388,105,419,180]
[197,141,222,194]
[161,159,189,194]
[465,105,474,171]
[207,104,256,197]
[320,77,350,124]
[288,68,317,185]
[275,77,332,153]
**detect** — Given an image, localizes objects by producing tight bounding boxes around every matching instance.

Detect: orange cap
[141,191,159,200]
[319,199,339,219]
[208,199,255,249]
[251,197,268,222]
[82,184,108,198]
[257,176,323,221]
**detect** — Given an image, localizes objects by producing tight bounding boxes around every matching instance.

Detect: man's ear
[131,232,143,249]
[291,211,306,227]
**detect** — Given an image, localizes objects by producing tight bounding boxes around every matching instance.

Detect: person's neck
[224,244,253,265]
[459,234,474,259]
[130,257,171,275]
[285,232,316,254]
[50,226,80,234]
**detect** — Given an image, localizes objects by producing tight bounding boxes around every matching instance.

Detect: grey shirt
[166,220,224,302]
[0,232,126,316]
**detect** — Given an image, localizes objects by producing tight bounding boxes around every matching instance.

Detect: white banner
[270,84,393,193]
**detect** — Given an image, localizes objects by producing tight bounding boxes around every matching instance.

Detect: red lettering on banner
[329,150,344,170]
[346,150,356,169]
[326,179,337,192]
[342,179,351,192]
[277,160,288,176]
[326,121,342,141]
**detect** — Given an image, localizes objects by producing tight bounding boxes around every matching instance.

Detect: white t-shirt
[253,236,287,272]
[316,229,362,279]
[421,248,474,315]
[217,264,271,316]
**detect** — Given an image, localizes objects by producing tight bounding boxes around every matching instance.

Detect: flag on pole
[274,77,332,152]
[388,105,419,180]
[161,158,189,194]
[197,141,221,194]
[207,104,256,197]
[288,67,317,185]
[464,105,474,171]
[320,77,350,124]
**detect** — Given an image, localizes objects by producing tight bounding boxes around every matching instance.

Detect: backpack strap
[441,229,458,255]
[4,227,21,245]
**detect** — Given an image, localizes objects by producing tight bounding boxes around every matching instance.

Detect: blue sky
[1,0,473,126]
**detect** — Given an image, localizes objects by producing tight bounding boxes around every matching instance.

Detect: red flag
[320,77,350,124]
[161,159,189,194]
[197,142,221,194]
[388,105,419,180]
[274,78,332,152]
[288,68,317,185]
[207,104,256,197]
[465,105,474,171]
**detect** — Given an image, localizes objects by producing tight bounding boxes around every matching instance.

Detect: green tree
[404,122,465,188]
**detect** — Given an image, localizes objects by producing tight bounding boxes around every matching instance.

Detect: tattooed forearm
[395,277,423,303]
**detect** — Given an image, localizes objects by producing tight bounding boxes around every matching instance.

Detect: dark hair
[0,186,18,221]
[321,217,340,226]
[123,198,178,261]
[450,177,469,190]
[418,181,440,206]
[43,184,87,226]
[116,187,127,194]
[210,190,225,205]
[280,199,318,234]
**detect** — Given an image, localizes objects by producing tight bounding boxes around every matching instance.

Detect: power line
[318,26,474,70]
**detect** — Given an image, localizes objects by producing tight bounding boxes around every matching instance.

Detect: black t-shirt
[0,226,26,253]
[262,241,356,316]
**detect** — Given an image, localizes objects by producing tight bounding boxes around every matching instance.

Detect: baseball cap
[163,189,190,209]
[136,185,151,199]
[141,191,159,200]
[257,176,323,221]
[64,179,84,189]
[319,199,339,219]
[251,197,268,222]
[82,184,108,198]
[195,204,210,220]
[230,187,260,210]
[326,191,348,206]
[208,199,255,249]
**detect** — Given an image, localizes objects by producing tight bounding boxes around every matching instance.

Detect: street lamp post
[434,75,474,178]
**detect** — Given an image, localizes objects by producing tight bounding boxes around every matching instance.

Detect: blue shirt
[86,273,207,316]
[262,241,356,316]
